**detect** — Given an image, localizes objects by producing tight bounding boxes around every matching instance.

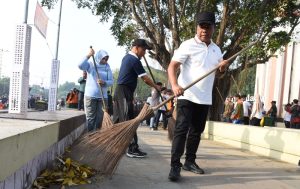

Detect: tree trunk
[209,73,231,121]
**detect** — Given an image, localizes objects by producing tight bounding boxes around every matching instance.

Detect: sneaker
[168,166,181,181]
[136,148,147,156]
[182,162,204,174]
[126,149,146,158]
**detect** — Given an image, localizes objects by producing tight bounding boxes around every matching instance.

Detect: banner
[34,2,48,38]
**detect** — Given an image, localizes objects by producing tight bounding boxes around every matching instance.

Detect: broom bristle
[101,111,113,130]
[69,103,153,176]
[167,107,177,141]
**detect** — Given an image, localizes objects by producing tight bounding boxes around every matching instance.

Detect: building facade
[256,42,300,118]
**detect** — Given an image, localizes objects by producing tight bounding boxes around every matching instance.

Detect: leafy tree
[30,84,49,100]
[57,81,79,100]
[111,67,168,101]
[0,77,9,97]
[42,0,300,120]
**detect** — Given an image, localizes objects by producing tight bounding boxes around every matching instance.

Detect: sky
[0,0,163,87]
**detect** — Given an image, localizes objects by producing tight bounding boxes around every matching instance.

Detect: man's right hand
[172,84,184,97]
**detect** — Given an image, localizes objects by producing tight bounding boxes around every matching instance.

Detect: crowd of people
[222,94,300,129]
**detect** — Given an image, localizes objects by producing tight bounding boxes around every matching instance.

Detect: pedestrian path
[67,125,300,189]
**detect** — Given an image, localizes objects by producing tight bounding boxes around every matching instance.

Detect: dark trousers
[243,116,250,125]
[171,99,209,167]
[113,85,139,151]
[284,121,290,128]
[78,91,84,110]
[154,109,168,129]
[250,117,261,126]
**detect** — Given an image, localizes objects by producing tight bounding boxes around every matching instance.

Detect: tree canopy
[42,0,300,120]
[42,0,300,69]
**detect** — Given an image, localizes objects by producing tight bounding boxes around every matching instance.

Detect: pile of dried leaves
[32,156,96,188]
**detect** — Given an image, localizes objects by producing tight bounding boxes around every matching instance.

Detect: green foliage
[229,66,256,96]
[29,84,49,100]
[111,66,168,101]
[57,82,79,99]
[0,77,9,97]
[267,31,291,54]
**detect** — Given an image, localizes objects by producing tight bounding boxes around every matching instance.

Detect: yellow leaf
[65,158,71,168]
[80,180,88,184]
[66,170,75,178]
[62,178,70,185]
[82,171,88,178]
[67,179,77,186]
[40,169,51,177]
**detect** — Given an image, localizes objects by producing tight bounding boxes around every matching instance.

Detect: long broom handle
[90,46,107,110]
[152,40,258,111]
[142,56,168,110]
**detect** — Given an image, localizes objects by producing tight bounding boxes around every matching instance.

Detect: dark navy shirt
[117,53,146,92]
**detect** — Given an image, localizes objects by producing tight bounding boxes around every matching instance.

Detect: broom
[74,40,259,176]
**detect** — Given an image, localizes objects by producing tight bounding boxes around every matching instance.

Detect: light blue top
[78,50,113,99]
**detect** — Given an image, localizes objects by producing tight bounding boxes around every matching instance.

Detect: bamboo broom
[72,40,259,176]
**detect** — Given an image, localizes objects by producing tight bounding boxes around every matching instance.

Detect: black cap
[132,39,152,50]
[271,101,276,103]
[197,12,215,25]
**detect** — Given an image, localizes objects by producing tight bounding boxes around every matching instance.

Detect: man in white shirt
[167,11,229,181]
[242,94,252,125]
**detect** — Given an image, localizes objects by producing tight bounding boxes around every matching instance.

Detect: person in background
[290,99,300,129]
[283,103,292,128]
[66,88,79,109]
[267,101,277,126]
[167,11,229,181]
[78,49,114,132]
[107,90,113,116]
[78,71,87,110]
[250,94,264,126]
[242,94,252,125]
[113,39,160,158]
[145,95,152,126]
[153,87,168,130]
[149,82,163,131]
[231,94,244,124]
[222,96,234,123]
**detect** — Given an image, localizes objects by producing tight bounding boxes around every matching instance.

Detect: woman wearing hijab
[78,49,114,132]
[250,94,264,126]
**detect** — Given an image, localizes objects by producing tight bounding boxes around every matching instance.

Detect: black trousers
[113,85,139,150]
[154,109,168,129]
[78,91,84,110]
[171,99,209,167]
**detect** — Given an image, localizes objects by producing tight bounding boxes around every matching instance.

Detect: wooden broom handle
[142,56,168,111]
[152,40,258,111]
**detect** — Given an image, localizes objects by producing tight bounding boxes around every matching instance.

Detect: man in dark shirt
[78,71,87,110]
[113,38,160,158]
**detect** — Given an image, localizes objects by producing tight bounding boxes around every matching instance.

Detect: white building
[255,41,300,118]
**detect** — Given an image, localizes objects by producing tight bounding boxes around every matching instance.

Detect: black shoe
[168,166,181,181]
[126,149,146,158]
[182,162,204,174]
[136,148,147,156]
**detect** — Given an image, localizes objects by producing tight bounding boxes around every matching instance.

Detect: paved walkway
[66,125,299,189]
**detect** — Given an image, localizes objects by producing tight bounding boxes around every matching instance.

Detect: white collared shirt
[171,35,223,104]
